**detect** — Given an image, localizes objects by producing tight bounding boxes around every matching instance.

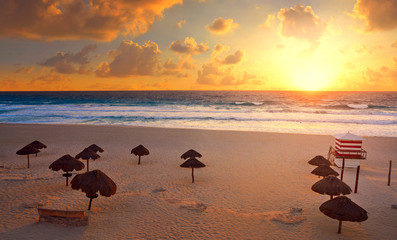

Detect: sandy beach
[0,123,397,240]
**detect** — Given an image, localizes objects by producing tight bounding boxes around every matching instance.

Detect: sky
[0,0,396,91]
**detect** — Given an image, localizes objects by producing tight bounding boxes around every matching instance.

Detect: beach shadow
[0,222,87,240]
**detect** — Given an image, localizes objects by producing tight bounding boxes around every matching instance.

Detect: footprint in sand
[165,198,208,212]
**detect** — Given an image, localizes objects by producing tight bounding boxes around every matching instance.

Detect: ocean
[0,91,396,137]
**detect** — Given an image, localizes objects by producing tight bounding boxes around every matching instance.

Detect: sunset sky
[0,0,396,91]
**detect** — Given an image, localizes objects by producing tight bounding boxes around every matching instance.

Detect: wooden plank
[38,208,85,219]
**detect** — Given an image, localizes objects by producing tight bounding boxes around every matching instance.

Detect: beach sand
[0,123,396,239]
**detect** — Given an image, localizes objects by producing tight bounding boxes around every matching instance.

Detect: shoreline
[0,122,394,139]
[1,123,396,239]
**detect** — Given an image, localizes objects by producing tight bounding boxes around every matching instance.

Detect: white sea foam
[348,104,369,109]
[0,91,396,136]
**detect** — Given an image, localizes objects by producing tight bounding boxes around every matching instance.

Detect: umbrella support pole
[63,172,72,186]
[192,168,194,183]
[86,160,89,172]
[138,156,141,165]
[340,158,345,181]
[338,220,342,234]
[27,155,30,168]
[354,166,360,193]
[87,194,98,210]
[88,198,93,210]
[388,160,392,186]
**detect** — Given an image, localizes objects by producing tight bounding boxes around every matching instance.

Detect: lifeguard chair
[327,132,367,168]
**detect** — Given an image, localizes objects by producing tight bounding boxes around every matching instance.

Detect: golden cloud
[30,73,72,90]
[219,50,244,65]
[278,5,325,43]
[169,37,209,55]
[15,66,34,74]
[206,17,239,34]
[162,55,195,77]
[392,40,397,48]
[352,0,397,31]
[175,20,186,29]
[197,47,251,86]
[96,40,162,77]
[211,43,230,59]
[260,14,276,29]
[0,0,182,41]
[41,44,96,74]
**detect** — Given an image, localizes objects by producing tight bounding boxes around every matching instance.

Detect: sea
[0,91,396,137]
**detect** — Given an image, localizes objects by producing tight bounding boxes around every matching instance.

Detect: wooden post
[354,166,360,193]
[388,160,392,186]
[340,158,345,181]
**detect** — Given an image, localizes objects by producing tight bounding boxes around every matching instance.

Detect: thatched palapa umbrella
[16,144,40,168]
[312,175,352,199]
[311,165,339,178]
[87,144,104,153]
[320,196,368,234]
[71,169,117,210]
[49,154,85,186]
[308,155,330,166]
[29,140,47,156]
[181,149,202,159]
[180,157,206,183]
[131,145,149,165]
[75,148,100,172]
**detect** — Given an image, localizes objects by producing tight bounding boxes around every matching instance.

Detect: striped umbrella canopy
[16,144,40,168]
[181,149,202,159]
[320,196,368,234]
[308,155,330,166]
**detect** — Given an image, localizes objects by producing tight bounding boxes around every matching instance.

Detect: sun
[290,62,335,91]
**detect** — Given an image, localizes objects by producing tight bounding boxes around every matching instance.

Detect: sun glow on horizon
[289,61,337,91]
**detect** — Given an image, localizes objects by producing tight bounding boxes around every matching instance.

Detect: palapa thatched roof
[49,154,85,172]
[71,169,117,197]
[319,196,368,222]
[16,144,40,155]
[131,145,149,156]
[311,176,352,196]
[29,140,47,149]
[180,157,206,168]
[87,144,104,153]
[181,149,202,159]
[75,148,100,160]
[308,155,330,166]
[311,165,339,177]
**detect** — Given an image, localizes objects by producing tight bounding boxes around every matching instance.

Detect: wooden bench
[38,208,88,226]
